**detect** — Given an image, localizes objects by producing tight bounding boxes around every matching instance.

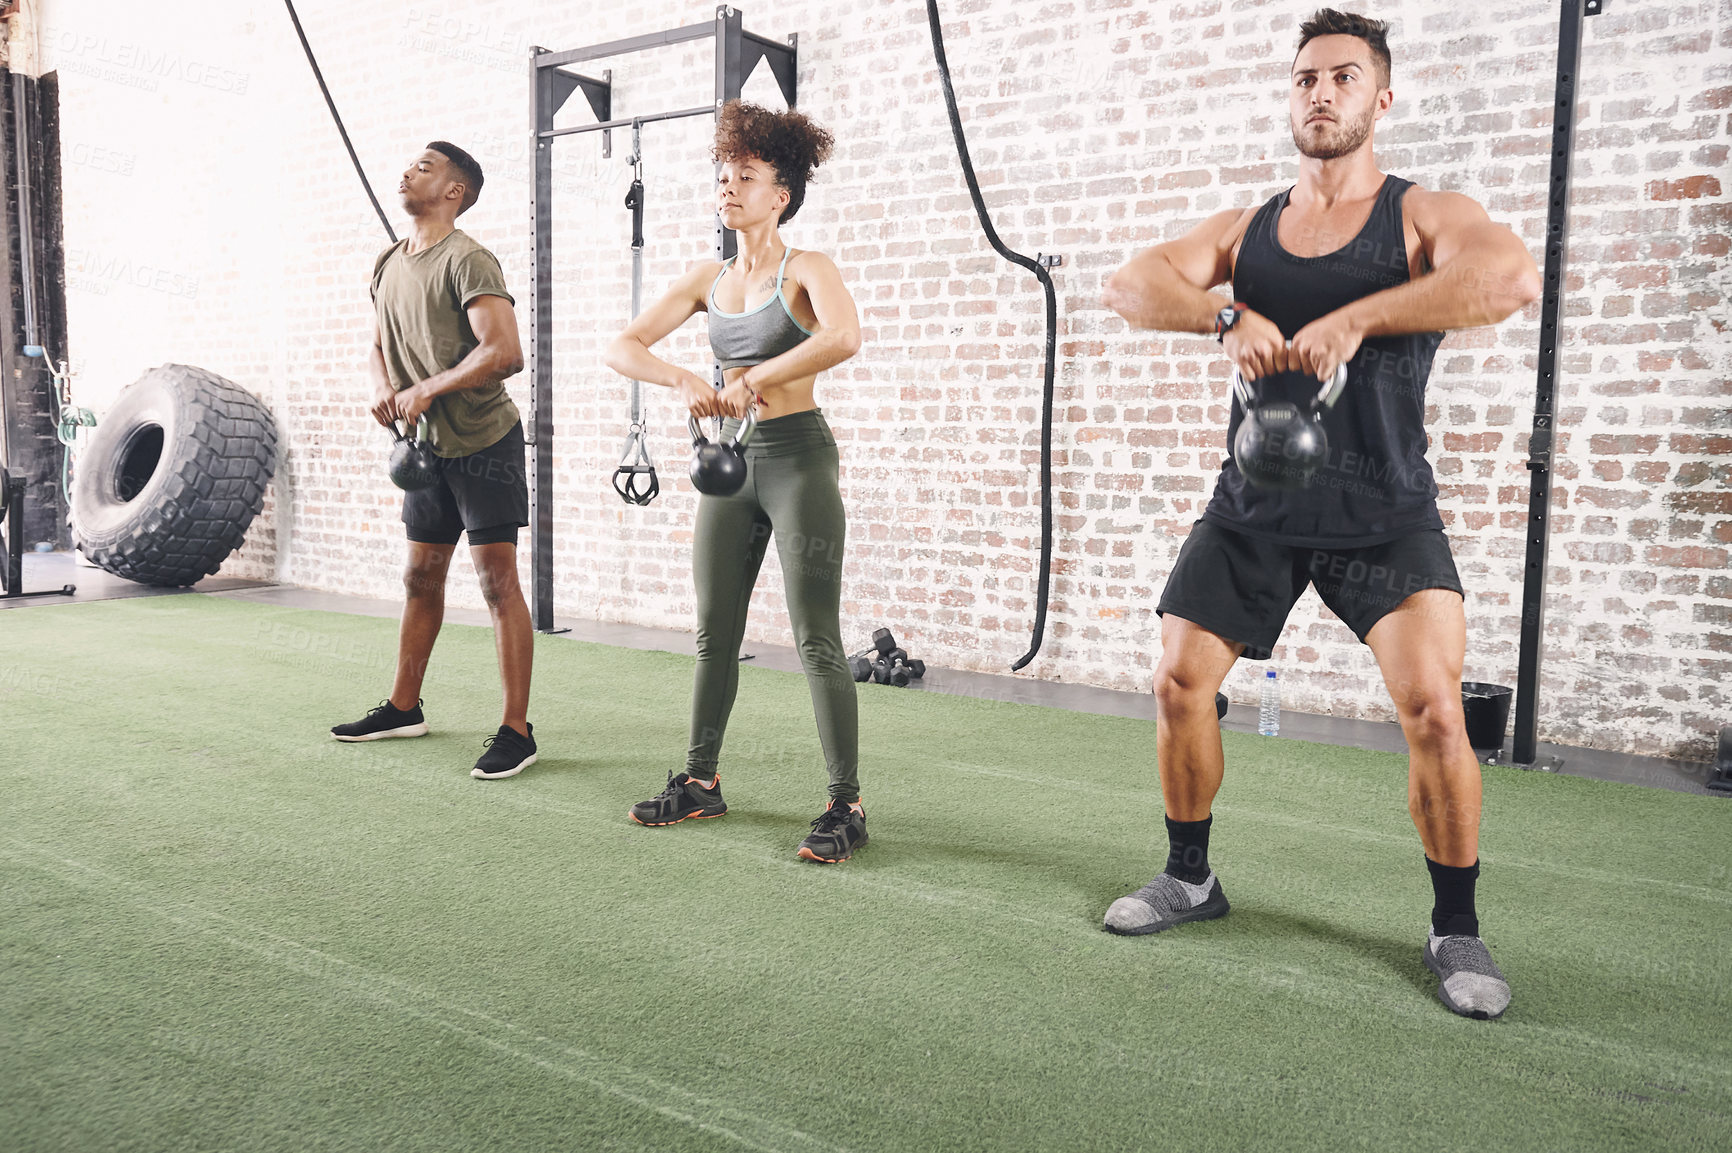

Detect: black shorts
[401,421,529,547]
[1156,520,1463,660]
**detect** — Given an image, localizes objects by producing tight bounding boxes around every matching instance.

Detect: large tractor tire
[71,364,278,587]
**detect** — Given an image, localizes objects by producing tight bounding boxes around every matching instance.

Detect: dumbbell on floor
[849,647,876,683]
[868,628,901,686]
[857,627,928,688]
[872,659,909,687]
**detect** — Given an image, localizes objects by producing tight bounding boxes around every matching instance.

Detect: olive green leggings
[688,410,859,802]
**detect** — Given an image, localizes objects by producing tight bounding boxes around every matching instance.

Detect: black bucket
[1461,682,1513,751]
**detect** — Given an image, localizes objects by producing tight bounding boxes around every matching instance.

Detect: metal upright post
[0,471,75,600]
[708,6,747,395]
[1513,0,1598,766]
[2,473,19,595]
[713,6,745,264]
[529,50,557,633]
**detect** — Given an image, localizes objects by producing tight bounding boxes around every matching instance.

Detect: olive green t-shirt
[371,229,520,458]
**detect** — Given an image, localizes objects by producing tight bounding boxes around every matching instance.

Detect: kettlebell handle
[687,406,758,450]
[1231,363,1348,413]
[393,415,430,444]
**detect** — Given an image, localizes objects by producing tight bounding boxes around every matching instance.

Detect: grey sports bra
[707,247,815,370]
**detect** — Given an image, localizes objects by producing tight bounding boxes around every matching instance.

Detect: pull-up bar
[526,6,799,633]
[541,105,715,141]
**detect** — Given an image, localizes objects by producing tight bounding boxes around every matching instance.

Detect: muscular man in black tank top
[1101,9,1541,1019]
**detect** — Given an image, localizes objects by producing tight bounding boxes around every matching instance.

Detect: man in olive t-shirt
[329,141,539,782]
[371,227,520,457]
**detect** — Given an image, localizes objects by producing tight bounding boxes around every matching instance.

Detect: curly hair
[712,101,835,225]
[1296,9,1392,89]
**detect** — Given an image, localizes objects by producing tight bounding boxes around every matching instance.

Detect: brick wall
[46,0,1731,760]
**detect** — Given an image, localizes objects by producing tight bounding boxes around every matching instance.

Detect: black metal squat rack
[1511,0,1600,767]
[527,6,797,633]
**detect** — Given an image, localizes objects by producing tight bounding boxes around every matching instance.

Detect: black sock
[1425,856,1480,937]
[1163,815,1212,884]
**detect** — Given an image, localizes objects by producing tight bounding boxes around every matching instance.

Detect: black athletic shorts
[401,421,529,547]
[1156,519,1463,660]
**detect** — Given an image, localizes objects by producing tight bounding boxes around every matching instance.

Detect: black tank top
[1202,174,1445,547]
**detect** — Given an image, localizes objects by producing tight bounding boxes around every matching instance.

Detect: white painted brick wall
[44,0,1732,760]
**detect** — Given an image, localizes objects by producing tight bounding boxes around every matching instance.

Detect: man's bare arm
[1106,207,1296,380]
[1345,192,1542,337]
[396,295,525,424]
[1285,191,1543,382]
[367,315,396,427]
[1102,208,1249,333]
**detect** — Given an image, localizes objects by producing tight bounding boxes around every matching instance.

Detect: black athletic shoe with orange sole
[628,772,728,825]
[797,799,867,863]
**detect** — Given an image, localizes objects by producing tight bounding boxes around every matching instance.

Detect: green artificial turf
[2,595,1729,1152]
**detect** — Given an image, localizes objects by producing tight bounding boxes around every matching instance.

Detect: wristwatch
[1214,302,1247,342]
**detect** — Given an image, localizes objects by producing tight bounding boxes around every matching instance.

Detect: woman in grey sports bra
[604,101,868,863]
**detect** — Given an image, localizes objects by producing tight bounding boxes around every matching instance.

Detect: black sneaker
[471,724,537,780]
[331,699,428,742]
[797,799,867,863]
[628,772,728,826]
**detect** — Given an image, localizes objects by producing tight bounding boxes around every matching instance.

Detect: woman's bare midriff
[725,365,819,421]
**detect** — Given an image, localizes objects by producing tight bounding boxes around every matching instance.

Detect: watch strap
[1214,302,1247,342]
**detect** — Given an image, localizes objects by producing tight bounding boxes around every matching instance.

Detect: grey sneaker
[1424,929,1510,1019]
[1103,872,1229,936]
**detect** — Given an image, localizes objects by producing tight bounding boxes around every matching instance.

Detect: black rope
[283,0,397,243]
[925,0,1056,672]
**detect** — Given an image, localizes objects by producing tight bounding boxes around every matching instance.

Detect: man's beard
[1292,104,1374,160]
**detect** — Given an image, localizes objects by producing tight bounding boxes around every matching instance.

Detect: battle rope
[284,0,396,243]
[925,0,1057,672]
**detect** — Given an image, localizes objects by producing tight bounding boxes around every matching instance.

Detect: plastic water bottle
[1257,670,1281,736]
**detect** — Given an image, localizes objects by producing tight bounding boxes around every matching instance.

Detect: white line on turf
[17,744,1731,1088]
[10,830,1731,1096]
[0,840,850,1153]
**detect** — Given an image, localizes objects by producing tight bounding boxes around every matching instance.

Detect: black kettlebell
[688,408,758,497]
[388,416,439,492]
[1230,364,1348,490]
